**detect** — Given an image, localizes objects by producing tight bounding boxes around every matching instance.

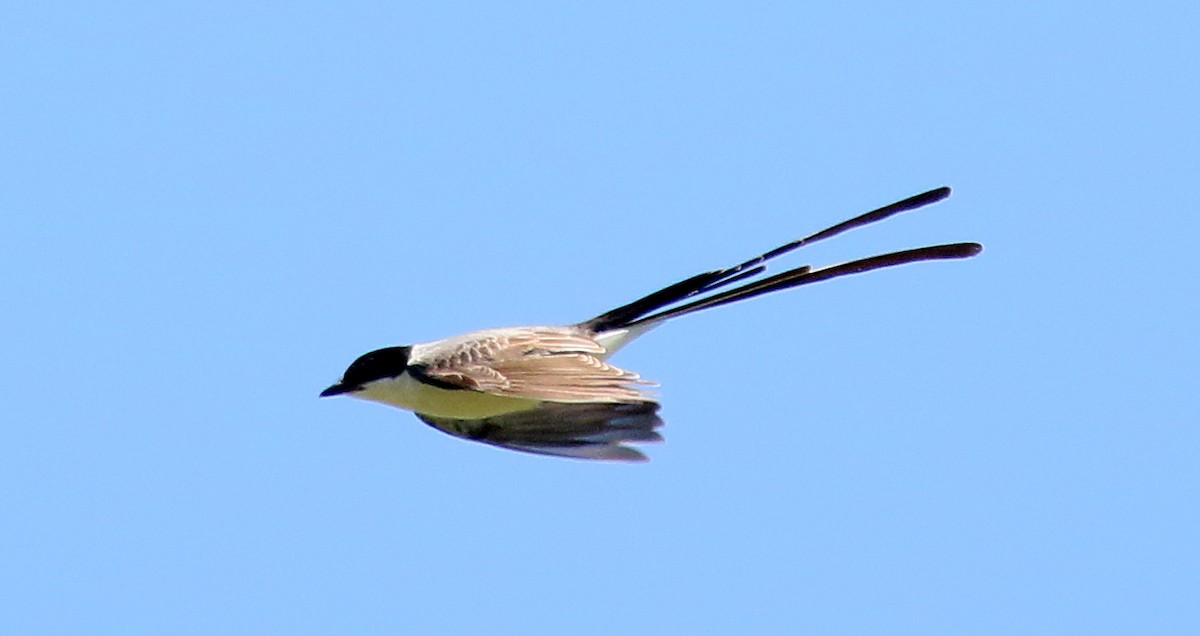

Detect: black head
[320,346,412,397]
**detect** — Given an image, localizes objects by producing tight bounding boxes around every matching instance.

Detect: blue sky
[3,2,1197,634]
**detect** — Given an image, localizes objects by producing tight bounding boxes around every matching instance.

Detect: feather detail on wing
[409,327,655,403]
[416,401,664,461]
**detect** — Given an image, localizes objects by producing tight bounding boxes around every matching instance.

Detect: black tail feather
[626,243,982,327]
[582,270,729,333]
[581,187,976,332]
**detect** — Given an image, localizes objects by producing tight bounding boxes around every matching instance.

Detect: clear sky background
[3,2,1197,634]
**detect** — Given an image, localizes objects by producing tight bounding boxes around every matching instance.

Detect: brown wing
[409,327,655,403]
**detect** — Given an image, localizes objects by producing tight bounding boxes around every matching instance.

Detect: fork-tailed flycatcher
[321,187,981,461]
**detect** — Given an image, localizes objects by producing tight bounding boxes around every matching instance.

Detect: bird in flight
[321,187,981,461]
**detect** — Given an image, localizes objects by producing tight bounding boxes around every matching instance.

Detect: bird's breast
[355,371,540,419]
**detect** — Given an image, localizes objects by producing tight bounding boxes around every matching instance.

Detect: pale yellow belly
[355,372,541,419]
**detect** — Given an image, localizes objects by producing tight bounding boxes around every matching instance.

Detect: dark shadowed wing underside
[416,401,664,461]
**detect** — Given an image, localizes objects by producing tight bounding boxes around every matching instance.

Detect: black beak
[320,383,357,398]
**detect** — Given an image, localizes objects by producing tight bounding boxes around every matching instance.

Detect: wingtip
[609,447,652,462]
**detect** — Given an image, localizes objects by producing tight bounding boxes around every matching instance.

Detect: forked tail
[581,187,981,333]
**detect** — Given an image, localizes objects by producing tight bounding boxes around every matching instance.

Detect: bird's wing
[409,327,655,403]
[416,401,664,461]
